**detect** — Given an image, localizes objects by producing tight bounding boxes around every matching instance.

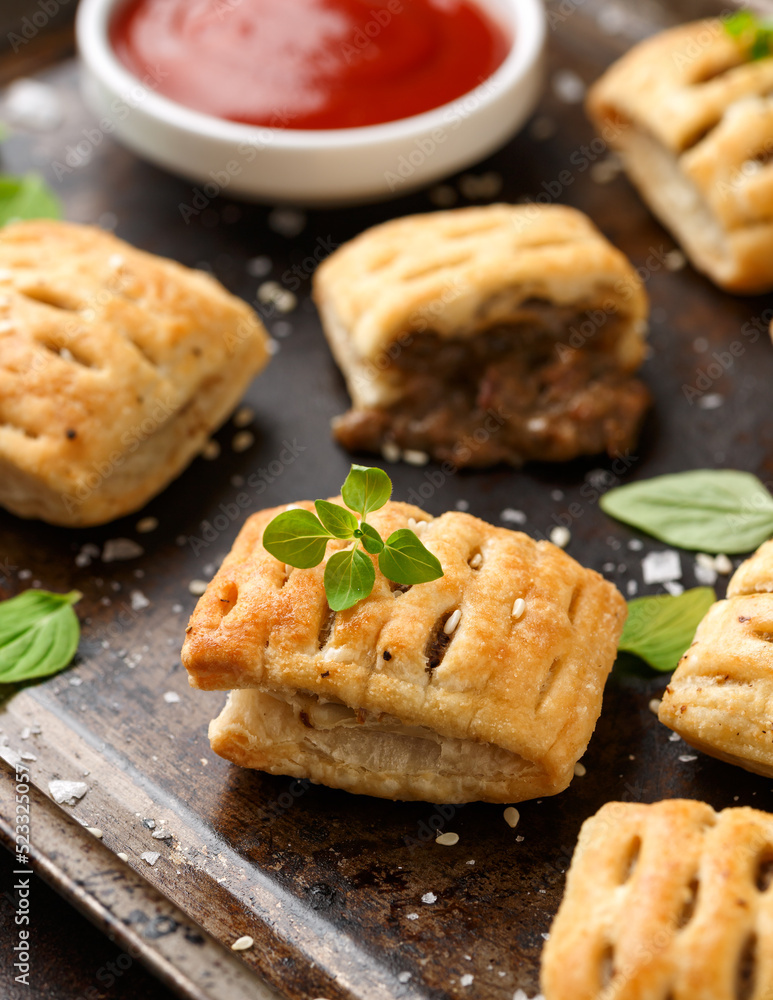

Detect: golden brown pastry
[588,19,773,293]
[312,204,649,468]
[0,220,270,526]
[659,540,773,777]
[182,499,627,803]
[542,799,773,1000]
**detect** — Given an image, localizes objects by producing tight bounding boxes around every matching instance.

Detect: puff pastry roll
[588,20,773,293]
[312,204,649,468]
[182,499,626,803]
[0,220,270,526]
[542,799,773,1000]
[659,540,773,778]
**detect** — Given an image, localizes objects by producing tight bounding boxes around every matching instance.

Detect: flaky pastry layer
[0,220,270,525]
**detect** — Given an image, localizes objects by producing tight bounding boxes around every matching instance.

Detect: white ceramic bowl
[76,0,546,206]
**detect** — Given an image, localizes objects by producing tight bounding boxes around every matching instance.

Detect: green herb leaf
[0,589,81,683]
[324,548,376,611]
[314,499,358,539]
[0,174,61,227]
[359,522,385,555]
[618,587,716,673]
[724,11,773,59]
[600,470,773,554]
[341,465,392,518]
[379,529,444,586]
[262,509,332,568]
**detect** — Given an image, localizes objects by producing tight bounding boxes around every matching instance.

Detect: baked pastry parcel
[588,19,773,293]
[182,499,627,803]
[312,204,649,468]
[542,799,773,1000]
[0,220,270,526]
[659,540,773,778]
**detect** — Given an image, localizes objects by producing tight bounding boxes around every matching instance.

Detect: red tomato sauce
[111,0,510,130]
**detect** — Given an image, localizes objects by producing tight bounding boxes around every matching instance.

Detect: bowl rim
[76,0,546,151]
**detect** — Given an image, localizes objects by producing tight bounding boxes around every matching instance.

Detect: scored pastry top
[658,539,773,777]
[0,220,269,506]
[542,799,773,1000]
[588,20,773,234]
[313,203,647,367]
[182,499,626,778]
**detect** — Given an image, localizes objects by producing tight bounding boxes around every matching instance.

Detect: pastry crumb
[460,974,474,987]
[503,807,520,829]
[421,892,437,904]
[403,449,429,466]
[549,526,571,549]
[233,406,254,427]
[232,430,255,453]
[102,538,144,562]
[140,851,160,866]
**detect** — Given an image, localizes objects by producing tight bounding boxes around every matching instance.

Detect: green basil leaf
[359,522,384,555]
[0,174,61,227]
[324,548,376,611]
[341,464,392,518]
[600,470,773,554]
[0,589,81,683]
[314,499,358,539]
[618,587,716,673]
[379,529,444,586]
[725,11,755,38]
[262,509,332,568]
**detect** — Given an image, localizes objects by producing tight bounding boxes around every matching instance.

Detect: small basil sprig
[600,470,773,554]
[725,11,773,60]
[0,174,61,226]
[0,589,81,683]
[262,465,443,611]
[618,587,716,673]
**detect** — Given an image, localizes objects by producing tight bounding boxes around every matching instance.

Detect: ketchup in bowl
[111,0,510,130]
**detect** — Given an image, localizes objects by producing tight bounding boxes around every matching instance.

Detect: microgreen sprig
[262,465,443,611]
[725,11,773,60]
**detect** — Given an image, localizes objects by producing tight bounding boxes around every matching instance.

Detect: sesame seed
[136,516,158,533]
[232,430,254,452]
[679,754,698,763]
[86,827,103,839]
[714,553,733,575]
[664,249,686,271]
[511,598,526,620]
[669,732,681,742]
[500,507,527,525]
[435,831,459,846]
[257,280,282,303]
[428,184,458,207]
[403,449,429,466]
[188,579,208,596]
[503,806,520,829]
[648,698,662,715]
[406,912,419,920]
[231,935,254,951]
[117,852,128,862]
[274,290,297,313]
[444,609,461,635]
[549,526,571,548]
[470,553,483,569]
[201,439,220,460]
[381,441,401,463]
[574,762,586,777]
[233,406,254,427]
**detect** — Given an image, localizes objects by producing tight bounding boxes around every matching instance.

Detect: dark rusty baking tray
[2,1,773,998]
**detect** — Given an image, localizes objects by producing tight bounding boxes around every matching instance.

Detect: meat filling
[333,301,650,467]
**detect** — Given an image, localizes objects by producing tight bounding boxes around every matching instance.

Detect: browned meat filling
[333,301,650,468]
